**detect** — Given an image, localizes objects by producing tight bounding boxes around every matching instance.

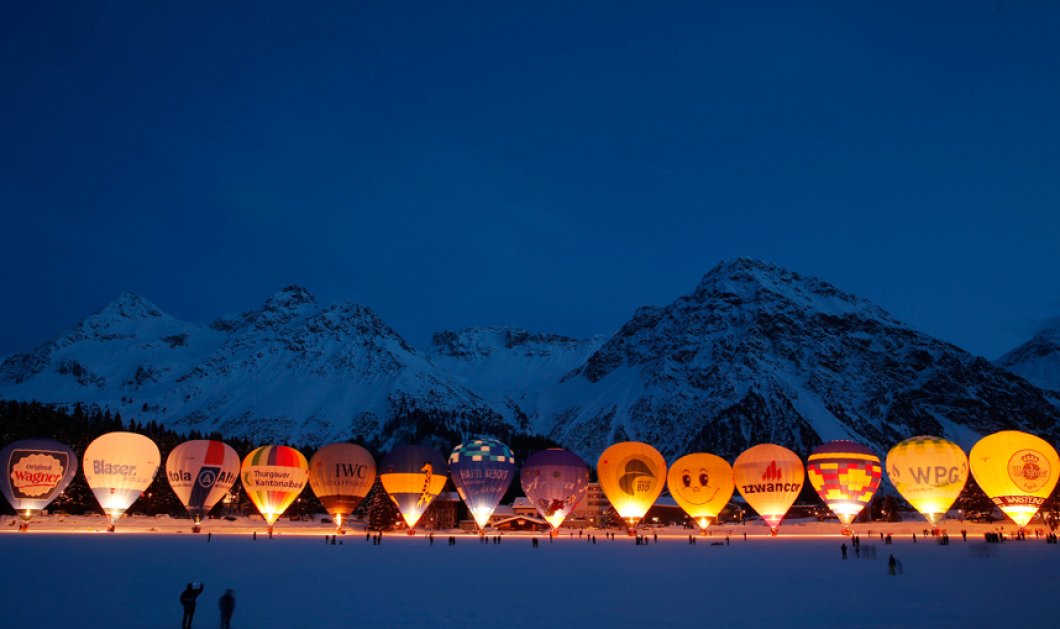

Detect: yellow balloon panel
[733,444,804,531]
[885,436,967,525]
[667,453,734,529]
[970,430,1060,528]
[597,442,666,528]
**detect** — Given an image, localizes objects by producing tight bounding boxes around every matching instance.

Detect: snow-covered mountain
[524,259,1060,461]
[0,286,507,447]
[427,327,604,429]
[2,262,1058,462]
[997,322,1060,392]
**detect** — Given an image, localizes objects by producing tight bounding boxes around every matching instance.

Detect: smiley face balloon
[667,453,734,531]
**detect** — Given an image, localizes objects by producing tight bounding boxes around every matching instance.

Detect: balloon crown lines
[3,429,1058,534]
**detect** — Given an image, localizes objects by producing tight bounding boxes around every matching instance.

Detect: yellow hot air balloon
[667,453,734,531]
[733,444,804,534]
[309,443,376,533]
[969,430,1060,528]
[885,436,967,527]
[241,445,309,533]
[597,442,666,534]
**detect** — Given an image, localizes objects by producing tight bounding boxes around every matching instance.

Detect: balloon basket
[406,529,415,536]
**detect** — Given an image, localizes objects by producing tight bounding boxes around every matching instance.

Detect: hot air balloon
[806,440,883,531]
[165,440,240,532]
[969,430,1060,529]
[448,438,516,532]
[309,443,376,533]
[885,436,968,527]
[0,439,78,531]
[240,445,309,534]
[379,445,447,534]
[521,448,590,533]
[597,441,666,534]
[83,432,160,531]
[733,444,804,535]
[667,452,735,532]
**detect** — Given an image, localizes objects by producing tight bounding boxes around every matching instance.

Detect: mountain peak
[693,258,893,321]
[264,285,315,310]
[93,292,164,321]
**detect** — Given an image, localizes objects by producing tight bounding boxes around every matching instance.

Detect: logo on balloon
[675,468,718,506]
[9,452,66,499]
[619,459,656,496]
[1008,450,1050,492]
[762,461,782,482]
[197,469,217,488]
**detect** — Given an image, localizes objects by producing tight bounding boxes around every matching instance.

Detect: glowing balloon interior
[733,444,804,534]
[520,448,590,531]
[166,440,240,529]
[449,438,516,530]
[380,445,448,533]
[241,445,309,530]
[309,443,377,532]
[83,432,161,528]
[597,441,666,532]
[969,430,1060,528]
[0,439,78,529]
[806,440,882,526]
[667,452,735,530]
[885,436,968,526]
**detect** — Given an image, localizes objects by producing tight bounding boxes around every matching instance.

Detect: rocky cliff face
[535,259,1060,461]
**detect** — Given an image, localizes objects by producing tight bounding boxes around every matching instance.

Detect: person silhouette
[219,589,236,629]
[180,583,204,629]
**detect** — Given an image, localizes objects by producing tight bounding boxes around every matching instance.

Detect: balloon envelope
[969,430,1060,528]
[449,438,516,530]
[380,445,447,532]
[733,444,804,532]
[83,432,160,524]
[309,443,376,530]
[597,441,666,531]
[806,440,882,526]
[885,436,968,526]
[667,452,735,530]
[521,449,590,531]
[166,440,240,525]
[241,445,309,528]
[0,439,78,522]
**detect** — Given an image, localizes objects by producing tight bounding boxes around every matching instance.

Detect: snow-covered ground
[1,517,1055,628]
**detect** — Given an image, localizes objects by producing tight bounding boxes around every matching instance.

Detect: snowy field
[1,520,1056,628]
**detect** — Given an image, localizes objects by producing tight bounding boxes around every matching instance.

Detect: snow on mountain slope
[538,259,1060,461]
[427,327,604,429]
[997,323,1060,391]
[0,287,508,447]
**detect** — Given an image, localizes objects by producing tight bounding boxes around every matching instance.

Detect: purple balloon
[520,448,590,530]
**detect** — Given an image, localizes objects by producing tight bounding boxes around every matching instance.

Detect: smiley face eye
[682,474,691,487]
[699,473,709,486]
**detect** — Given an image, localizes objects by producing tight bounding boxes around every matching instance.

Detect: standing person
[219,589,236,629]
[841,543,847,559]
[888,554,897,576]
[180,583,204,629]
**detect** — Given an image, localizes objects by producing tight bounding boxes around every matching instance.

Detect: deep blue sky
[2,2,1058,359]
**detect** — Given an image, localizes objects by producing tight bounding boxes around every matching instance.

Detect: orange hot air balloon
[885,436,967,527]
[969,430,1060,528]
[597,442,666,534]
[806,440,883,529]
[733,444,804,534]
[667,453,734,531]
[241,445,309,533]
[309,443,376,533]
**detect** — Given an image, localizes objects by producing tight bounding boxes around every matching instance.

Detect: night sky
[2,2,1058,359]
